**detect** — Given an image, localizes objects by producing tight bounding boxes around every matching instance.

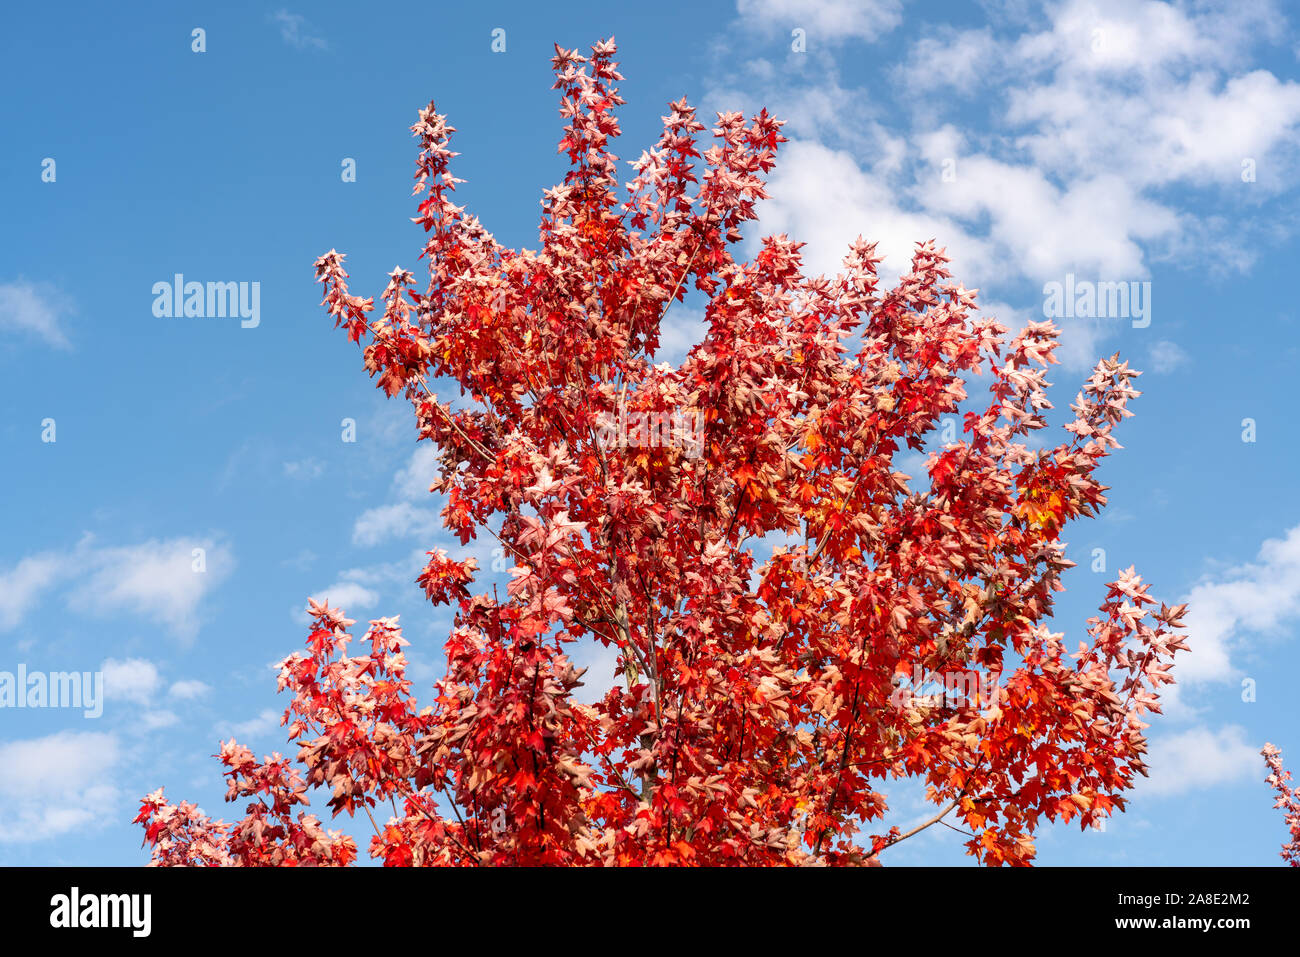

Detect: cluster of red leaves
[1261,743,1300,866]
[138,38,1189,866]
[134,737,357,867]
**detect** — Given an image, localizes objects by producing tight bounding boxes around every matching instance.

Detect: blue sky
[2,0,1298,865]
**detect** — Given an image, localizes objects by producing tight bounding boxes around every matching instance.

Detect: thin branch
[879,796,964,853]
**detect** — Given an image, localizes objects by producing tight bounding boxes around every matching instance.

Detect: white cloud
[736,0,905,44]
[136,710,179,731]
[0,280,72,349]
[71,538,234,642]
[893,0,1300,197]
[718,0,1300,369]
[344,445,448,547]
[1138,724,1260,797]
[293,550,435,625]
[311,580,378,610]
[894,27,999,93]
[1,538,232,640]
[101,658,162,704]
[392,444,440,501]
[1033,0,1279,72]
[217,708,282,741]
[0,554,64,630]
[1179,523,1300,685]
[913,131,1180,279]
[352,502,441,546]
[1148,339,1190,373]
[295,580,380,624]
[339,549,432,585]
[1008,68,1300,195]
[704,58,899,156]
[271,10,328,51]
[756,138,988,284]
[0,731,119,842]
[168,679,211,700]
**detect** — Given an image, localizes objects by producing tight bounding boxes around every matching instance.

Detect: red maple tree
[137,38,1190,866]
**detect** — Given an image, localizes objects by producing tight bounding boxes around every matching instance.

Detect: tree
[1261,744,1300,866]
[136,37,1189,867]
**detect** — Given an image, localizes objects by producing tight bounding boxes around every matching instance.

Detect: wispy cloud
[292,578,379,625]
[1138,724,1261,797]
[352,502,441,546]
[0,732,119,843]
[350,444,448,547]
[1149,339,1190,373]
[0,537,234,642]
[216,708,281,741]
[0,554,64,630]
[101,658,163,704]
[392,444,439,501]
[168,679,211,701]
[713,0,1300,365]
[271,10,328,51]
[0,280,73,349]
[736,0,905,44]
[1180,522,1300,685]
[72,538,234,642]
[283,457,326,480]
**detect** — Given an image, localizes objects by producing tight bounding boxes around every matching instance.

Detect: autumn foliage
[137,38,1191,866]
[1261,744,1300,866]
